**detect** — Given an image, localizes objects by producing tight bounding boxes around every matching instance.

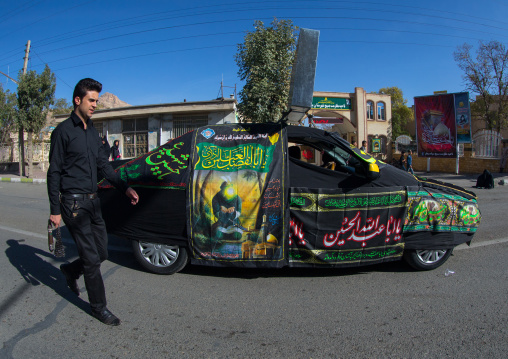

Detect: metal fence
[0,142,51,163]
[472,129,502,158]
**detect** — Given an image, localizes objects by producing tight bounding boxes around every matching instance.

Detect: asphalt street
[0,177,507,358]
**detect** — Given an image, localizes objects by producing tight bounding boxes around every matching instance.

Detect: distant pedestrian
[352,140,357,148]
[47,78,139,326]
[406,150,414,175]
[111,140,121,161]
[398,151,406,171]
[101,136,110,159]
[360,140,367,153]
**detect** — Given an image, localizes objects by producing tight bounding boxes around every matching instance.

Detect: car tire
[131,240,189,275]
[403,249,453,271]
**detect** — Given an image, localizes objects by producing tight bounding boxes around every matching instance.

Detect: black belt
[62,193,97,200]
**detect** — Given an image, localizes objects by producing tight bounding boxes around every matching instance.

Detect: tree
[51,98,73,115]
[0,84,17,145]
[235,18,298,123]
[378,87,413,140]
[16,64,56,177]
[454,41,508,132]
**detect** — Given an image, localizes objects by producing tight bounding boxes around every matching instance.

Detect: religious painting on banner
[188,124,288,268]
[415,94,457,158]
[288,187,407,268]
[404,187,481,234]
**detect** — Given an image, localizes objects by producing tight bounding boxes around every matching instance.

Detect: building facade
[309,88,392,160]
[54,98,237,160]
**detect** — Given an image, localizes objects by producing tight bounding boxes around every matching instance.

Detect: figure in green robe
[212,181,243,242]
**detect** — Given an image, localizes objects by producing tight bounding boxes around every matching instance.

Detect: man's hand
[50,214,61,228]
[126,187,139,205]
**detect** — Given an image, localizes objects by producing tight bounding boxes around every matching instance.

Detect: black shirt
[47,112,128,215]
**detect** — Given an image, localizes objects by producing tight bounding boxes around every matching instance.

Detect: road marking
[0,224,131,253]
[455,237,508,251]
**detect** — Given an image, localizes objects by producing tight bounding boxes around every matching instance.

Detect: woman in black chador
[111,140,121,161]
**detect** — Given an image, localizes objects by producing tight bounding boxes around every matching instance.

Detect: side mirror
[366,163,380,180]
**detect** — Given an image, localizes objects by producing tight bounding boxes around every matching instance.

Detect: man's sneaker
[91,308,121,326]
[60,263,79,296]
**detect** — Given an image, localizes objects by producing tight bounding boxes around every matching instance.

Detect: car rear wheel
[132,240,188,275]
[403,249,453,271]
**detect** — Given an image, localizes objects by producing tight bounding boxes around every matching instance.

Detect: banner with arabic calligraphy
[288,187,407,268]
[99,131,193,190]
[188,123,288,268]
[404,188,481,233]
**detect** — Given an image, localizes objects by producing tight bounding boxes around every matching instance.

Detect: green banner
[312,97,352,110]
[195,142,275,172]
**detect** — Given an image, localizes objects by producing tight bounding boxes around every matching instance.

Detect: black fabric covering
[97,123,481,268]
[100,187,187,246]
[289,157,419,190]
[99,132,194,245]
[404,231,474,250]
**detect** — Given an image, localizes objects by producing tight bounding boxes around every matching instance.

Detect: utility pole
[18,40,30,177]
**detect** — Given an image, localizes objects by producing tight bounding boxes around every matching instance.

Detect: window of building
[173,116,208,138]
[472,129,502,158]
[377,102,385,121]
[122,118,148,158]
[366,101,374,120]
[94,121,104,137]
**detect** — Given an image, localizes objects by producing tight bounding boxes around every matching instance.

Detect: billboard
[414,92,471,158]
[454,92,472,143]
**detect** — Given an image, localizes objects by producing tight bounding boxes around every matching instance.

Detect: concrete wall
[393,143,502,175]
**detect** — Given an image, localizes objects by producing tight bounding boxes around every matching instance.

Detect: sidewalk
[0,169,47,183]
[1,168,505,186]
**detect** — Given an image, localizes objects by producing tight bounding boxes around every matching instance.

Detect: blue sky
[1,0,507,107]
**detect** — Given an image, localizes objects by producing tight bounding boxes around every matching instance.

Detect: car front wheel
[403,249,453,271]
[132,240,188,275]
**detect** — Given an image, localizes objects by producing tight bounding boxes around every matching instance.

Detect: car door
[286,127,408,268]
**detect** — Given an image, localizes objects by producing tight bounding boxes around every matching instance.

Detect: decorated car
[99,122,481,274]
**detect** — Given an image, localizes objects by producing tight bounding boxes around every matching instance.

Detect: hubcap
[138,242,179,267]
[416,249,448,264]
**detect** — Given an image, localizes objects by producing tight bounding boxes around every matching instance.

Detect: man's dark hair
[73,78,102,108]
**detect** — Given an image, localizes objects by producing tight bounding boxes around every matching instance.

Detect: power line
[9,13,507,63]
[36,31,245,64]
[31,49,73,89]
[50,44,237,72]
[3,1,507,57]
[0,0,99,42]
[0,0,42,23]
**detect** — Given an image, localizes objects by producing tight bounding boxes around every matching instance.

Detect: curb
[0,177,46,184]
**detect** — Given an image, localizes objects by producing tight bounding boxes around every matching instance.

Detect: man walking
[406,150,414,175]
[47,78,139,326]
